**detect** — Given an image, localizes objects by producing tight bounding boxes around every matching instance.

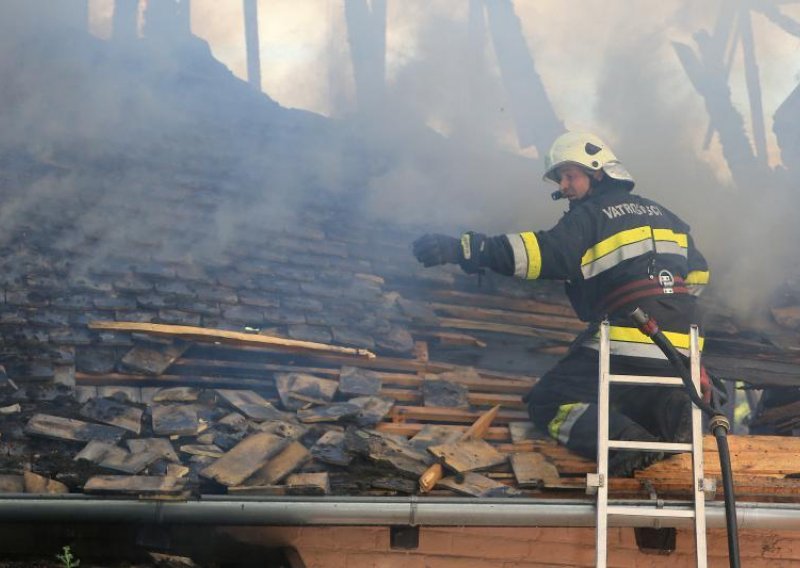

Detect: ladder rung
[607,505,695,519]
[608,374,684,386]
[608,440,693,453]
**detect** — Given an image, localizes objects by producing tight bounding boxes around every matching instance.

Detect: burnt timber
[1,1,800,511]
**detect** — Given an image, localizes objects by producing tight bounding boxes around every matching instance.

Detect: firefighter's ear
[591,169,604,181]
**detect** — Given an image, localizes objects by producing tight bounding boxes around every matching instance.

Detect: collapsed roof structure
[2,0,800,565]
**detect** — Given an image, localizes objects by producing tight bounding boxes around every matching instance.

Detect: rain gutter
[0,495,799,529]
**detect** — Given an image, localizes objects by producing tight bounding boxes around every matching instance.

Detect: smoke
[586,1,800,316]
[2,0,800,319]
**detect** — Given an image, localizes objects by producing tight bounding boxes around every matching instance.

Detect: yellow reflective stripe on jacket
[547,402,590,445]
[606,325,704,350]
[581,226,651,265]
[580,226,689,279]
[653,228,688,248]
[685,270,710,285]
[583,326,704,359]
[685,269,710,296]
[506,231,542,280]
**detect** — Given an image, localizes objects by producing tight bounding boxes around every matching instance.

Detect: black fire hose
[629,308,740,568]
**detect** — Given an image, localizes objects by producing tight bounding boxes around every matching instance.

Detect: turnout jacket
[474,179,710,357]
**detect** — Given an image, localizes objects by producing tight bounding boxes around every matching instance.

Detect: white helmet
[543,132,634,187]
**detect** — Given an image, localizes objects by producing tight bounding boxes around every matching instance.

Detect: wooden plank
[284,472,330,496]
[120,341,189,375]
[379,388,525,409]
[0,475,24,493]
[346,428,431,476]
[127,438,180,463]
[434,317,576,342]
[430,290,575,317]
[25,414,126,443]
[76,372,274,390]
[427,302,585,332]
[297,402,361,423]
[173,359,339,377]
[348,396,395,427]
[151,404,199,436]
[510,452,560,488]
[185,344,538,382]
[438,472,521,498]
[243,441,311,486]
[412,331,487,348]
[376,422,511,442]
[89,321,375,359]
[79,397,143,434]
[152,387,201,402]
[23,472,68,494]
[84,475,187,495]
[429,290,577,319]
[508,421,537,443]
[749,400,800,427]
[419,405,501,492]
[75,440,159,474]
[215,389,288,422]
[200,432,290,487]
[182,357,537,392]
[422,378,469,408]
[408,425,464,451]
[428,438,507,472]
[276,373,338,411]
[310,430,351,466]
[339,366,382,396]
[390,405,527,424]
[180,444,225,458]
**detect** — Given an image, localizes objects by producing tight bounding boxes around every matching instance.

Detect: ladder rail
[595,321,611,568]
[593,321,707,568]
[690,325,708,565]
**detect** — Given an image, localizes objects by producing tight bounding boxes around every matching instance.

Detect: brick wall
[223,525,800,567]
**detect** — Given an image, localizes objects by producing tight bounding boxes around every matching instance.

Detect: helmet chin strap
[549,168,604,201]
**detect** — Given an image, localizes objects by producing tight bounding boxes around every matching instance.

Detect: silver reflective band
[655,241,688,257]
[581,239,652,279]
[583,338,691,359]
[551,403,590,446]
[506,233,529,279]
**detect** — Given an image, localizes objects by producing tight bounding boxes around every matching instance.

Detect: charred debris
[1,3,800,505]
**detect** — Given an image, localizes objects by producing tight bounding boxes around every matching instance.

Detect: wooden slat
[380,388,524,409]
[390,405,528,424]
[430,290,575,317]
[89,321,375,359]
[434,318,576,342]
[375,422,511,442]
[427,302,585,332]
[190,344,538,382]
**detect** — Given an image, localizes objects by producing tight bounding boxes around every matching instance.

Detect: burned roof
[2,9,800,511]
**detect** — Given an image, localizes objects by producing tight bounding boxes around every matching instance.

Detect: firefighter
[412,131,712,476]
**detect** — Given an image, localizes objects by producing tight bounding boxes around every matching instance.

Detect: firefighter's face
[556,165,600,201]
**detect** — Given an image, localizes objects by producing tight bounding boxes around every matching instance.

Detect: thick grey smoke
[587,2,800,315]
[2,0,799,318]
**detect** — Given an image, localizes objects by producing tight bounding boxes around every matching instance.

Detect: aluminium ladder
[587,321,708,568]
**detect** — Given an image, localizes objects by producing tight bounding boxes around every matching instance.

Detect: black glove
[412,234,461,267]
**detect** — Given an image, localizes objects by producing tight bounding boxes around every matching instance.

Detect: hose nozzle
[628,307,659,337]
